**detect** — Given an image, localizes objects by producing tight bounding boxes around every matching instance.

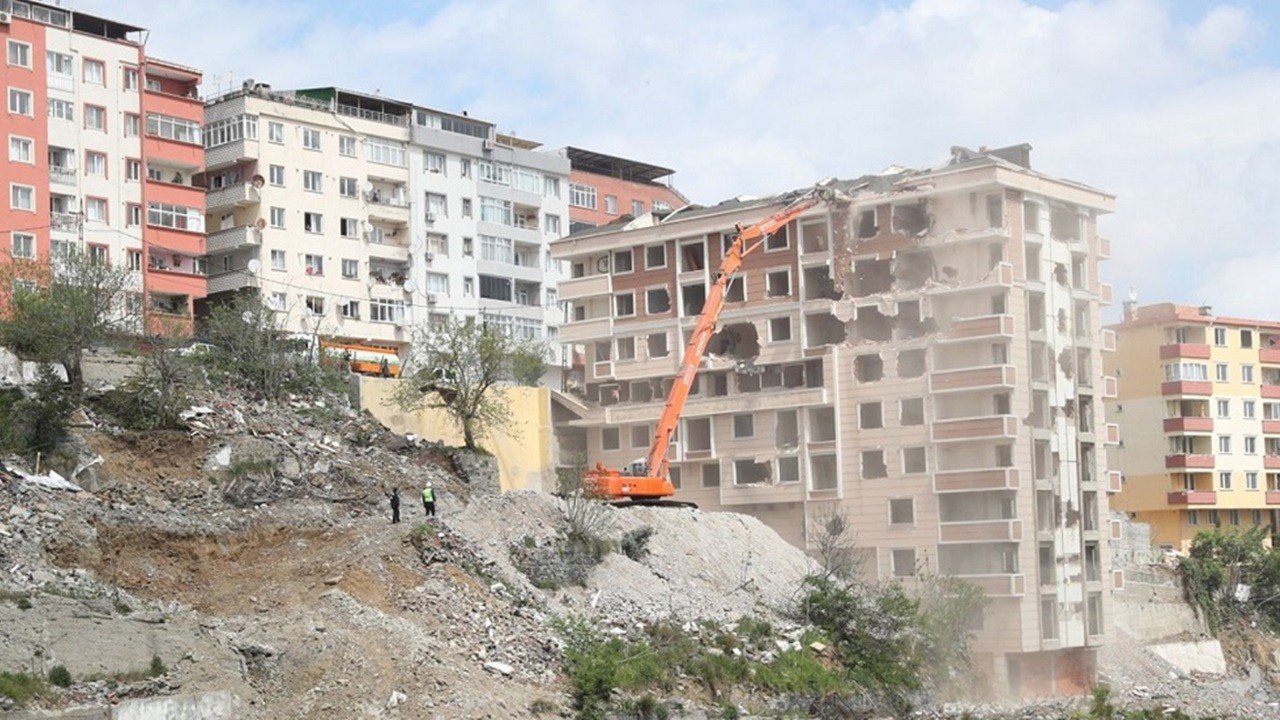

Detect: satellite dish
[240,310,255,324]
[365,276,375,289]
[254,217,267,230]
[361,220,373,233]
[362,180,374,193]
[246,258,262,274]
[250,174,265,188]
[403,279,417,293]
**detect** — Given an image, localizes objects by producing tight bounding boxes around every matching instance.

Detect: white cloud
[74,0,1280,319]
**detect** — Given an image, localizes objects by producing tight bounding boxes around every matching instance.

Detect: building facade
[565,146,686,233]
[550,144,1120,696]
[1107,302,1280,551]
[1,0,204,333]
[200,84,569,368]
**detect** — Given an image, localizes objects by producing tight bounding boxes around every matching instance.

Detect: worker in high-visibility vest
[421,483,436,518]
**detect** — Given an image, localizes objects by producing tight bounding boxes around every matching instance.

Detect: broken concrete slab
[1149,639,1226,676]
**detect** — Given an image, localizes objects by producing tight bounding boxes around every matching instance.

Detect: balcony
[206,225,258,254]
[48,166,76,186]
[1266,456,1280,470]
[50,212,79,233]
[1166,490,1216,505]
[1263,384,1280,400]
[931,415,1018,443]
[941,314,1014,342]
[1165,454,1214,469]
[1266,491,1280,505]
[206,183,260,211]
[1163,417,1213,433]
[938,519,1023,543]
[1161,380,1212,396]
[955,573,1025,597]
[1261,348,1280,364]
[933,467,1019,493]
[1263,420,1280,434]
[560,317,613,343]
[928,365,1015,393]
[1159,343,1211,360]
[365,191,410,223]
[205,270,258,295]
[559,274,612,302]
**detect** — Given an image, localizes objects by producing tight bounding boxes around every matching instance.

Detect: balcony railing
[1163,417,1213,433]
[1263,384,1280,400]
[938,519,1023,543]
[559,274,611,301]
[50,212,79,231]
[1165,454,1214,469]
[560,317,613,343]
[952,573,1025,597]
[206,183,259,210]
[933,467,1019,493]
[1260,348,1280,364]
[1167,490,1216,505]
[1266,455,1280,470]
[931,415,1018,443]
[49,166,76,185]
[1159,343,1211,360]
[1266,491,1280,505]
[1161,380,1212,396]
[336,104,410,127]
[928,365,1015,393]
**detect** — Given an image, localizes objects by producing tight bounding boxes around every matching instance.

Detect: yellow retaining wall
[358,377,553,493]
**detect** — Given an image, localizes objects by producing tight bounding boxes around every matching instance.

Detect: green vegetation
[1179,526,1280,632]
[0,671,48,705]
[91,334,193,431]
[394,317,545,449]
[0,366,75,455]
[46,665,71,688]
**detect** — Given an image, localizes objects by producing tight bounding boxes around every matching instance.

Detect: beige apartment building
[1107,302,1280,552]
[550,144,1120,696]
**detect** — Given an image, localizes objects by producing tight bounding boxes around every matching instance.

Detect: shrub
[0,366,75,455]
[149,655,167,677]
[47,665,72,688]
[620,527,654,561]
[16,597,32,610]
[0,671,48,705]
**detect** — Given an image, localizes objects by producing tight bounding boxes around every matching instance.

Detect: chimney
[1198,305,1213,317]
[1122,287,1138,321]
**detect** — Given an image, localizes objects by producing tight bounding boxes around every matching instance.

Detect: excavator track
[610,499,699,509]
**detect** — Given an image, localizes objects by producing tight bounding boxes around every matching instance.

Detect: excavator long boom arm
[643,187,839,479]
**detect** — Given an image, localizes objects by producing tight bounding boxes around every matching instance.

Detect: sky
[75,0,1280,320]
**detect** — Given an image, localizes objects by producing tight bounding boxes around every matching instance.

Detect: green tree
[396,317,546,450]
[0,249,137,393]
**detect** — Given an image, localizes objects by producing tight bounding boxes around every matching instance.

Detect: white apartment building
[200,83,569,366]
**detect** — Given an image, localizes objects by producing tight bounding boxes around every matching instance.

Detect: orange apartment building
[1107,302,1280,551]
[551,144,1120,696]
[565,146,687,233]
[1,1,204,334]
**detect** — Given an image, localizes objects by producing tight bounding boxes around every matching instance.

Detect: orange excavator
[585,184,850,505]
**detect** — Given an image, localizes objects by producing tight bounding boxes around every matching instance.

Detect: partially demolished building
[549,144,1119,696]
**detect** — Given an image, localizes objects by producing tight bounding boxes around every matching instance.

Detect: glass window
[146,113,201,144]
[268,122,283,143]
[8,88,33,116]
[7,40,32,68]
[302,127,321,150]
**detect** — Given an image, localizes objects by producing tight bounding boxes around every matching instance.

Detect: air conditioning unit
[482,139,495,153]
[427,293,439,305]
[0,12,11,24]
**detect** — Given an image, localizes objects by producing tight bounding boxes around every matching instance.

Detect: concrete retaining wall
[5,692,235,720]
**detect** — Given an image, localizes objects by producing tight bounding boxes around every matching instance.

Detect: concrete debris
[15,467,82,492]
[483,661,514,677]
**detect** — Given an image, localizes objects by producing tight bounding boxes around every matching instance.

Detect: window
[83,59,105,85]
[303,170,322,192]
[1215,363,1229,382]
[1248,472,1260,491]
[339,177,358,197]
[569,183,596,209]
[862,449,888,478]
[341,259,359,279]
[426,272,449,294]
[891,549,916,577]
[11,233,34,260]
[1243,364,1256,383]
[269,207,285,228]
[270,249,286,271]
[604,195,617,214]
[427,193,448,219]
[8,135,32,163]
[48,98,73,121]
[902,447,927,474]
[366,138,406,166]
[645,244,666,269]
[1245,400,1257,419]
[1246,436,1258,455]
[702,464,721,488]
[9,183,33,211]
[83,197,107,222]
[1214,327,1228,346]
[602,427,620,451]
[146,202,203,231]
[1219,472,1232,490]
[425,152,445,173]
[1188,510,1199,526]
[306,296,325,316]
[269,165,285,186]
[304,254,324,276]
[765,227,788,251]
[46,51,72,77]
[302,127,320,150]
[900,398,925,425]
[543,176,559,197]
[859,402,883,429]
[339,217,360,238]
[1242,329,1254,348]
[732,413,754,439]
[125,159,141,181]
[304,212,323,234]
[462,198,473,218]
[632,199,644,216]
[1217,399,1230,418]
[765,269,790,297]
[889,498,914,525]
[85,151,106,177]
[370,299,405,323]
[427,234,449,257]
[126,204,141,226]
[545,213,561,236]
[264,292,286,311]
[614,292,635,317]
[268,122,284,143]
[458,158,472,179]
[87,244,107,265]
[8,88,33,116]
[336,300,359,319]
[1218,435,1232,454]
[122,66,138,91]
[84,104,106,131]
[146,113,200,143]
[7,40,32,68]
[769,316,792,341]
[202,114,257,148]
[126,249,141,270]
[613,250,634,274]
[646,287,670,314]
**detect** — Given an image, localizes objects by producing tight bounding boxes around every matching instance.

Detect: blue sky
[78,0,1280,320]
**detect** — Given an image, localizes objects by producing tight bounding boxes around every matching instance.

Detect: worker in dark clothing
[379,357,391,378]
[388,488,401,524]
[422,482,436,518]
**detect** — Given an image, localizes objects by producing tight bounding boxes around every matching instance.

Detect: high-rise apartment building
[200,83,569,368]
[550,144,1119,695]
[1,0,205,333]
[1107,302,1280,551]
[565,147,686,234]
